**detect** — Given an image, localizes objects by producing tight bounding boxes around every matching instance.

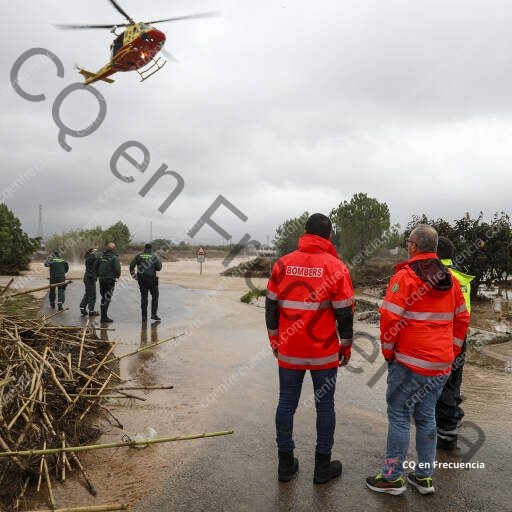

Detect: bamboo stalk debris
[0,311,233,511]
[7,280,73,298]
[0,278,14,299]
[106,333,184,363]
[0,314,120,510]
[0,430,235,457]
[25,503,128,512]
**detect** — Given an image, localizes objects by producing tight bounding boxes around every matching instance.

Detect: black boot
[278,451,299,482]
[100,305,110,323]
[313,452,342,484]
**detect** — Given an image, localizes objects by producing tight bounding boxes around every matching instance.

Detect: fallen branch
[107,333,184,363]
[24,504,128,512]
[0,277,14,298]
[0,430,235,457]
[7,280,73,298]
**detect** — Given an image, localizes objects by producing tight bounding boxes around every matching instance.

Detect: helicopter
[55,0,219,85]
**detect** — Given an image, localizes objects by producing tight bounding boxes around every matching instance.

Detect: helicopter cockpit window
[111,34,124,56]
[140,23,150,30]
[141,33,154,43]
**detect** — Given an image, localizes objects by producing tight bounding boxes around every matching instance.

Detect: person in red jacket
[266,213,355,484]
[366,224,470,496]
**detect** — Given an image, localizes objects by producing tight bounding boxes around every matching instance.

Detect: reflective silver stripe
[332,297,355,309]
[455,304,467,315]
[395,352,451,371]
[279,300,330,310]
[340,338,352,347]
[453,337,464,347]
[266,290,278,300]
[381,342,395,350]
[278,353,339,366]
[268,329,278,336]
[402,311,454,321]
[381,300,405,315]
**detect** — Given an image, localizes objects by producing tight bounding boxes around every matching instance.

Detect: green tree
[273,212,309,257]
[331,193,390,262]
[406,212,512,299]
[102,221,132,251]
[45,226,104,261]
[0,204,40,271]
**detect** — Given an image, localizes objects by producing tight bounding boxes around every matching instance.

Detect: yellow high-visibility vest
[441,258,474,312]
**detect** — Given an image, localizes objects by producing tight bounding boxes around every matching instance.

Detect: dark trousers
[275,366,337,454]
[49,277,66,305]
[79,275,97,312]
[138,275,159,317]
[436,340,466,443]
[99,278,116,319]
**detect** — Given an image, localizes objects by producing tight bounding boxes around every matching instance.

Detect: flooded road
[29,278,512,511]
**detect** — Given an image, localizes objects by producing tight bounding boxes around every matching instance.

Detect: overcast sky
[1,0,512,245]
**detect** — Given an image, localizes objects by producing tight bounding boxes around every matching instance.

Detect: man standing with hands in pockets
[266,213,355,484]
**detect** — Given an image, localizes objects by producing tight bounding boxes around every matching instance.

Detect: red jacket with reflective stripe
[266,234,355,370]
[379,252,470,376]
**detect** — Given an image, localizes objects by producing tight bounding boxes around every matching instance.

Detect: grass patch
[240,288,266,303]
[0,294,41,319]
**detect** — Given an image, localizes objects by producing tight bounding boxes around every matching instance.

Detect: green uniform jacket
[84,252,98,278]
[95,250,121,279]
[129,250,162,278]
[44,255,69,280]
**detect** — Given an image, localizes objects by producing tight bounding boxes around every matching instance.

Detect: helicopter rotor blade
[53,22,129,30]
[160,48,179,62]
[146,10,221,25]
[108,0,135,23]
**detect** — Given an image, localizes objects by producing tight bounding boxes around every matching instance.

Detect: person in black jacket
[129,243,162,322]
[44,250,69,311]
[79,247,99,316]
[94,242,121,323]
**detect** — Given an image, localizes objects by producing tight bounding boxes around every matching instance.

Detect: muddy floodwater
[8,261,512,511]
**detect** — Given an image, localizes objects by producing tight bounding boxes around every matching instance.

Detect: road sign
[196,247,206,274]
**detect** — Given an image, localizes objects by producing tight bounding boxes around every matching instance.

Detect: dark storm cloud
[1,0,511,242]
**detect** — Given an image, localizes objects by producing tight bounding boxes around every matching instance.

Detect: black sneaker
[80,308,87,315]
[50,303,55,308]
[58,303,63,311]
[366,472,406,496]
[151,314,161,321]
[407,472,435,494]
[101,317,114,323]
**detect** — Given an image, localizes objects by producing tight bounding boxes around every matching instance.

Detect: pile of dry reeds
[0,314,121,510]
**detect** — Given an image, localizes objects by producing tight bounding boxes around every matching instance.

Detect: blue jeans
[382,362,448,479]
[275,366,337,454]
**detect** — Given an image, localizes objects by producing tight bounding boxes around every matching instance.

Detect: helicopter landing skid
[136,56,166,82]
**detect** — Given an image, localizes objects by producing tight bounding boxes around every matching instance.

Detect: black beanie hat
[437,236,455,259]
[305,213,332,240]
[144,243,152,250]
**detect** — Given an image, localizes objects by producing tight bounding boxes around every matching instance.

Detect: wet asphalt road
[44,280,512,512]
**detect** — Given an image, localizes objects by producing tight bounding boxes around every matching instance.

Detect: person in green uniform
[129,243,162,322]
[94,242,121,323]
[80,247,99,316]
[44,250,69,311]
